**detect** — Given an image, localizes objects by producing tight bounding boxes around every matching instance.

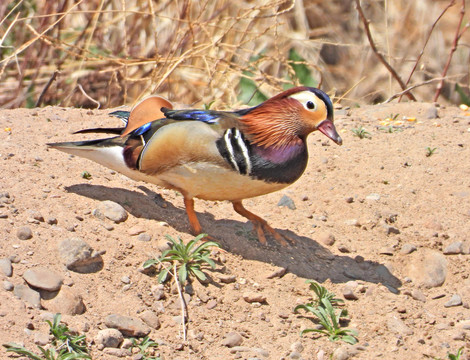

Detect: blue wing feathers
[162,108,220,124]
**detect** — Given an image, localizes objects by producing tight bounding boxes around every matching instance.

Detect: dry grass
[0,0,469,109]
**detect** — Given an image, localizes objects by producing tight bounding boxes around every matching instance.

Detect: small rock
[290,341,304,353]
[452,331,466,341]
[384,225,400,235]
[411,289,426,302]
[128,226,145,236]
[105,314,151,337]
[0,258,13,277]
[23,267,63,292]
[206,299,217,309]
[121,276,130,284]
[345,197,354,203]
[34,332,50,346]
[318,232,335,246]
[337,244,351,253]
[103,348,132,357]
[17,226,33,240]
[221,332,243,347]
[289,351,302,359]
[278,195,296,210]
[219,274,236,284]
[344,219,360,227]
[387,316,414,336]
[137,233,151,242]
[425,106,438,119]
[379,247,394,256]
[3,280,14,291]
[58,238,103,273]
[47,217,58,225]
[95,200,128,223]
[443,241,463,255]
[139,310,161,330]
[29,210,44,222]
[121,338,133,349]
[400,244,417,255]
[151,284,165,301]
[406,249,447,288]
[243,292,267,304]
[42,287,85,315]
[444,294,462,308]
[13,284,41,308]
[332,345,358,360]
[266,267,287,279]
[343,287,358,301]
[95,328,124,348]
[366,193,381,201]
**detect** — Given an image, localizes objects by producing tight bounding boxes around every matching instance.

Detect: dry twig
[433,0,469,102]
[355,0,416,101]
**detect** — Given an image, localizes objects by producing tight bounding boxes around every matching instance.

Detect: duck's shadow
[67,184,402,292]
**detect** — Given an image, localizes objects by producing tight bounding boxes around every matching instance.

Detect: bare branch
[354,0,416,101]
[433,0,468,102]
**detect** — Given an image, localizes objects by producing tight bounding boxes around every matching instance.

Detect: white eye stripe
[290,91,320,111]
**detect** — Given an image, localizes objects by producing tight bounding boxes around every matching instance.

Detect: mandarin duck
[48,86,342,246]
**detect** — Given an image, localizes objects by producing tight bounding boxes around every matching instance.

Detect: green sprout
[143,234,219,285]
[351,126,370,139]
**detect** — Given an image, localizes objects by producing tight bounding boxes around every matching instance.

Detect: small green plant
[447,347,464,360]
[130,336,161,360]
[143,234,219,284]
[299,280,344,309]
[425,147,437,157]
[351,126,370,139]
[296,298,358,344]
[81,171,92,180]
[3,314,90,360]
[379,125,403,133]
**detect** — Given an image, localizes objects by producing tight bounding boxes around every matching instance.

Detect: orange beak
[317,120,342,145]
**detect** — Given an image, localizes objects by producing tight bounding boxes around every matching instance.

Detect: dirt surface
[1,102,470,359]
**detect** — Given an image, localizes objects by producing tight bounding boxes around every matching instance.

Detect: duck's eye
[306,101,316,110]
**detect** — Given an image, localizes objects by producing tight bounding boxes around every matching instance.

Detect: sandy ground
[1,102,470,359]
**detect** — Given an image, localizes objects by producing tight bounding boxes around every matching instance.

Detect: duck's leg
[231,200,292,246]
[183,197,203,235]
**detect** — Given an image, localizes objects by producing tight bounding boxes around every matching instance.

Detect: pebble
[400,244,417,255]
[29,210,44,222]
[443,241,463,255]
[0,258,13,277]
[332,345,358,360]
[425,106,438,119]
[103,348,131,357]
[23,267,63,292]
[219,274,237,284]
[17,226,33,240]
[379,247,394,256]
[95,200,128,223]
[444,294,462,308]
[266,267,287,279]
[128,226,145,236]
[151,284,165,301]
[34,332,50,346]
[221,332,243,347]
[229,346,269,357]
[139,310,161,329]
[344,219,360,227]
[410,289,426,302]
[58,237,103,273]
[290,341,304,353]
[277,195,296,210]
[206,299,218,309]
[3,280,14,291]
[366,193,381,201]
[318,232,335,246]
[406,249,447,288]
[121,276,130,284]
[47,217,58,225]
[95,328,124,348]
[243,292,267,304]
[137,233,151,242]
[42,287,85,315]
[105,314,151,337]
[342,287,358,301]
[387,315,414,336]
[13,284,41,308]
[337,244,351,253]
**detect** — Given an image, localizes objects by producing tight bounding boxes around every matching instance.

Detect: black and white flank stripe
[216,128,252,175]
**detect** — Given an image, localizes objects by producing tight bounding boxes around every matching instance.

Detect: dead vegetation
[0,0,469,109]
